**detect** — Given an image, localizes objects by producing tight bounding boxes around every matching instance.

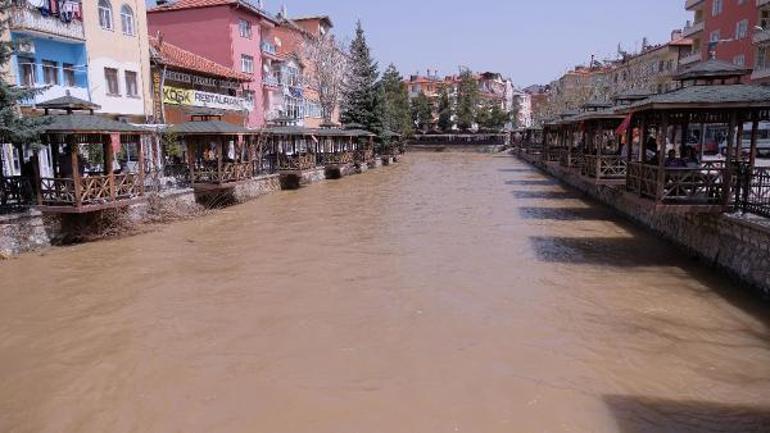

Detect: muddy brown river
[1,153,769,433]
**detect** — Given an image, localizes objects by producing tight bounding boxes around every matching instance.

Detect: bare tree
[302,35,349,124]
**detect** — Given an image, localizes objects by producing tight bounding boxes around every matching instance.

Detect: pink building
[147,0,279,127]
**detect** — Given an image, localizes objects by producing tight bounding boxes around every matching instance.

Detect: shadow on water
[505,179,559,186]
[498,168,537,173]
[528,236,676,268]
[512,190,584,200]
[603,395,770,433]
[519,207,614,221]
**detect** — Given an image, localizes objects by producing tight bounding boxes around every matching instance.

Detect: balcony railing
[753,28,770,45]
[682,20,704,37]
[680,51,703,66]
[263,74,280,87]
[261,42,278,56]
[685,0,705,10]
[758,0,770,8]
[9,3,85,41]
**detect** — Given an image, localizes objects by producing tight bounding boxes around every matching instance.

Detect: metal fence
[734,165,770,218]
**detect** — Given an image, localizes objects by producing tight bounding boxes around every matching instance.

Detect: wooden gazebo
[34,96,151,213]
[569,103,628,183]
[166,114,256,190]
[263,126,318,172]
[617,59,770,212]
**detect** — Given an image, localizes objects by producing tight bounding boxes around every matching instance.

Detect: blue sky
[145,0,688,87]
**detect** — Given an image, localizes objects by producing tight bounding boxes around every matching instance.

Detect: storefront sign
[165,70,241,91]
[162,86,252,112]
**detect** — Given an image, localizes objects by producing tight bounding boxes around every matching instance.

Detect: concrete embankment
[519,157,770,298]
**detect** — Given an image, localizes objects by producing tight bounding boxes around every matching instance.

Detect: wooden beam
[750,112,759,169]
[70,137,82,209]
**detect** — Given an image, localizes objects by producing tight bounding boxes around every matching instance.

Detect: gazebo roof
[571,107,626,122]
[620,84,770,112]
[42,114,147,134]
[37,94,101,112]
[167,120,252,135]
[674,59,751,81]
[263,126,375,137]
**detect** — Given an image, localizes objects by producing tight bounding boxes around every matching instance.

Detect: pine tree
[340,21,381,133]
[380,64,412,136]
[0,0,44,149]
[437,86,453,132]
[455,70,479,131]
[410,92,433,133]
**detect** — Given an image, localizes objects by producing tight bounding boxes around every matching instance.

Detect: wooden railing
[627,162,726,204]
[354,148,375,164]
[40,178,76,205]
[278,153,316,171]
[1,176,31,206]
[583,155,628,180]
[79,175,113,204]
[318,151,354,166]
[39,173,144,208]
[114,173,141,199]
[219,162,254,183]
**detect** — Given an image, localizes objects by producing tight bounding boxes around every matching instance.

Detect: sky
[145,0,689,87]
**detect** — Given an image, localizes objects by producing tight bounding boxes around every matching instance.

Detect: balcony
[9,3,85,41]
[685,0,705,10]
[22,85,90,107]
[758,0,770,7]
[754,28,770,45]
[261,42,279,58]
[682,20,704,37]
[263,74,280,88]
[751,66,770,81]
[680,51,703,66]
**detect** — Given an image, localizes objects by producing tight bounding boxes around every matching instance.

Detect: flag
[616,114,632,137]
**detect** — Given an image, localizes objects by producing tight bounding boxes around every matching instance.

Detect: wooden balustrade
[0,176,31,206]
[627,162,727,205]
[39,173,144,209]
[354,148,375,164]
[278,153,316,171]
[583,155,628,180]
[319,151,354,166]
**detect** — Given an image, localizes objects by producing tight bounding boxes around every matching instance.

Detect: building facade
[683,0,756,80]
[147,0,280,128]
[149,35,251,126]
[83,0,152,120]
[5,1,90,107]
[264,13,333,127]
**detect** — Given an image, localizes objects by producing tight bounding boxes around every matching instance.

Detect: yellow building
[83,0,152,121]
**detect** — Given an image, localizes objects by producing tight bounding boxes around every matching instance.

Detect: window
[99,0,113,30]
[758,47,768,70]
[712,0,723,16]
[284,96,303,119]
[120,5,135,36]
[104,67,120,95]
[762,10,770,30]
[243,90,254,108]
[734,54,746,66]
[239,19,252,38]
[125,71,138,97]
[240,55,254,74]
[710,30,721,43]
[736,19,748,39]
[42,60,58,85]
[17,57,35,87]
[63,63,76,87]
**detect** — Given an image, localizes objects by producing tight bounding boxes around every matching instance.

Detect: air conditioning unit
[16,40,35,55]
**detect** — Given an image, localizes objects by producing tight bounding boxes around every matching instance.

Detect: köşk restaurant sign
[163,86,252,112]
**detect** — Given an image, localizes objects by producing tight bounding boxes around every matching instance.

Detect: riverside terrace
[0,114,393,255]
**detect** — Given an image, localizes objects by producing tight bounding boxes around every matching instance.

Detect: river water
[1,153,769,433]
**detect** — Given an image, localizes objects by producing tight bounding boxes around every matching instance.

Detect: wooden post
[735,120,744,161]
[105,135,116,202]
[187,139,195,186]
[724,113,737,206]
[656,116,668,203]
[137,135,145,195]
[70,137,82,209]
[217,136,224,184]
[750,113,759,169]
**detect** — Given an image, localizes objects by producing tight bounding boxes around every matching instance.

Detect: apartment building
[147,0,280,127]
[609,32,693,96]
[264,12,334,127]
[752,0,770,82]
[5,0,90,107]
[682,0,756,80]
[84,0,152,121]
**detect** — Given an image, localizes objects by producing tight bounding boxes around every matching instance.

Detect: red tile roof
[149,0,279,23]
[149,36,250,81]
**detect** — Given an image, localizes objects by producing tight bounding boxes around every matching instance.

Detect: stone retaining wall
[534,159,770,298]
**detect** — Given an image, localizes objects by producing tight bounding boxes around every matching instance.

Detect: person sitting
[664,150,685,168]
[683,146,700,168]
